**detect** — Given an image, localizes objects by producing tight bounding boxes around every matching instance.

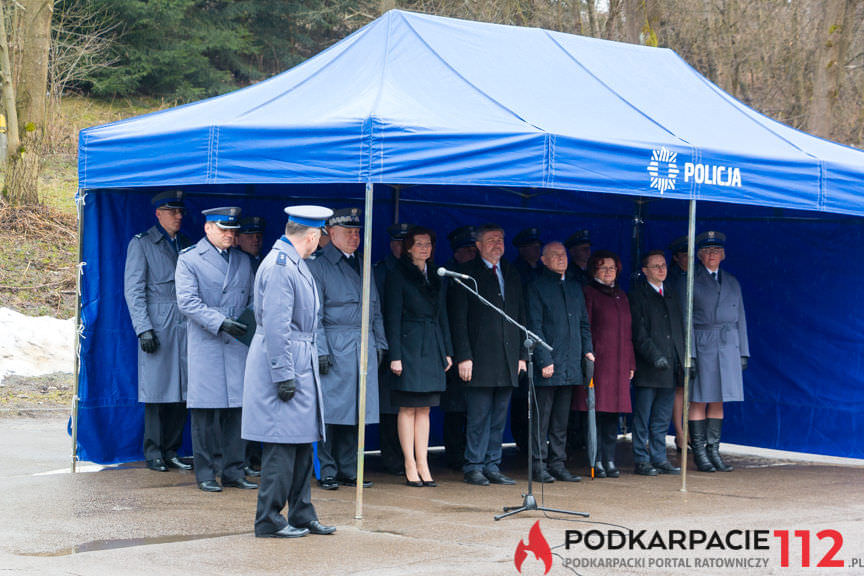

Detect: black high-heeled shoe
[406,479,424,487]
[421,479,438,487]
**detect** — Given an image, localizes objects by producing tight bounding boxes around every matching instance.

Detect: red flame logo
[514,521,553,575]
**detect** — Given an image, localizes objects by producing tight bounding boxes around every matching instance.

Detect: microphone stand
[450,276,589,521]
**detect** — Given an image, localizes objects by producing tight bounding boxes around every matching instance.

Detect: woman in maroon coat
[574,250,635,478]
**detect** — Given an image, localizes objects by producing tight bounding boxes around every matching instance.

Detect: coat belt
[290,332,315,342]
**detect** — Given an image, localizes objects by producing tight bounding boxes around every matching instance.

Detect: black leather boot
[593,461,606,478]
[689,420,716,472]
[706,418,734,472]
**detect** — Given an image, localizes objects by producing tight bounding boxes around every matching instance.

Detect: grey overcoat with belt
[124,225,190,403]
[692,265,749,402]
[307,243,387,426]
[175,238,254,409]
[242,238,325,444]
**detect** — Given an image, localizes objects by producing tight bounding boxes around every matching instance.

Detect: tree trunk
[807,0,853,139]
[4,0,52,206]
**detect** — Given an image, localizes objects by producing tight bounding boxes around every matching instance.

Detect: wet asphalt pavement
[1,416,862,575]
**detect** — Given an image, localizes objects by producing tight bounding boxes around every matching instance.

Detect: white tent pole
[71,189,85,473]
[355,181,374,519]
[680,199,697,492]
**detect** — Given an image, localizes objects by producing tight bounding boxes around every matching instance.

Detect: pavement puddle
[16,532,246,556]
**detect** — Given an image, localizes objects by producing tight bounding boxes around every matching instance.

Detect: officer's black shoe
[604,461,620,478]
[653,461,681,475]
[301,520,336,535]
[532,468,555,483]
[244,466,261,477]
[318,476,339,490]
[198,480,222,492]
[223,478,258,489]
[147,458,168,472]
[634,462,658,476]
[337,475,373,488]
[550,467,581,482]
[484,470,516,485]
[165,457,192,471]
[463,470,490,486]
[593,461,606,478]
[257,525,309,539]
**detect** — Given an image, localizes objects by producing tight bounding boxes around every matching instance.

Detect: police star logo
[647,146,680,194]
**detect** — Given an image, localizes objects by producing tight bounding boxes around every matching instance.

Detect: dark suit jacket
[448,256,525,388]
[526,268,593,386]
[629,279,686,389]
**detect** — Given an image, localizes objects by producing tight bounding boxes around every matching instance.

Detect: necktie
[659,286,663,296]
[220,248,229,263]
[491,264,504,299]
[711,271,719,283]
[348,255,360,275]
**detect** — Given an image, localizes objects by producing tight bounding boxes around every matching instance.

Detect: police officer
[512,227,545,285]
[440,226,476,470]
[242,206,336,539]
[374,222,413,476]
[237,216,266,273]
[664,235,690,454]
[124,190,193,472]
[689,231,749,473]
[175,207,257,492]
[308,207,388,490]
[564,230,592,285]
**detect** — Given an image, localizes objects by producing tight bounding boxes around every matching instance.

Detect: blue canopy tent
[75,10,864,480]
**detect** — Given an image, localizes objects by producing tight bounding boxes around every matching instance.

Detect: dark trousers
[254,443,317,536]
[378,414,403,474]
[632,386,675,464]
[191,407,244,484]
[245,441,262,470]
[318,424,357,479]
[532,386,573,471]
[595,411,620,464]
[464,387,512,474]
[509,374,529,452]
[143,402,187,462]
[442,411,467,469]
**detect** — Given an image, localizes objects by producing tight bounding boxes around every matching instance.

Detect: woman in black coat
[384,227,453,486]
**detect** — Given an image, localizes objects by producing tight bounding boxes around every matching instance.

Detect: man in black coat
[629,250,685,476]
[525,242,594,483]
[449,224,526,486]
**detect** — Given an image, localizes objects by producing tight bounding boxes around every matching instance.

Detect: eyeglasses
[701,247,723,255]
[644,264,667,270]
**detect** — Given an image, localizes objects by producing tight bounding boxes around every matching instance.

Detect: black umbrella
[583,358,597,479]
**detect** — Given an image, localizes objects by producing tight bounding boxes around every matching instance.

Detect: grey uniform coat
[124,225,191,403]
[307,243,388,426]
[175,238,254,409]
[242,238,325,444]
[692,265,749,402]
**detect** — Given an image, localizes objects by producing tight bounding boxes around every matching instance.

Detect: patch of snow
[0,308,75,384]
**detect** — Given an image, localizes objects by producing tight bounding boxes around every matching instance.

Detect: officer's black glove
[277,379,296,402]
[139,330,159,354]
[741,356,749,371]
[319,355,331,375]
[220,318,248,338]
[688,366,697,381]
[654,356,670,370]
[377,349,385,365]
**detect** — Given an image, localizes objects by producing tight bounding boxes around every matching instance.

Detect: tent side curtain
[75,184,864,463]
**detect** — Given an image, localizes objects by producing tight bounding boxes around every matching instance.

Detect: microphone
[437,267,473,281]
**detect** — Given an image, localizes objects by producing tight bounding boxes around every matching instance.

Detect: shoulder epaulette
[179,246,195,254]
[134,233,144,239]
[276,252,287,266]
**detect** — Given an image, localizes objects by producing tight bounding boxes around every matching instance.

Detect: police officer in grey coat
[242,206,336,539]
[175,207,257,492]
[307,208,388,490]
[124,190,193,472]
[689,231,749,473]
